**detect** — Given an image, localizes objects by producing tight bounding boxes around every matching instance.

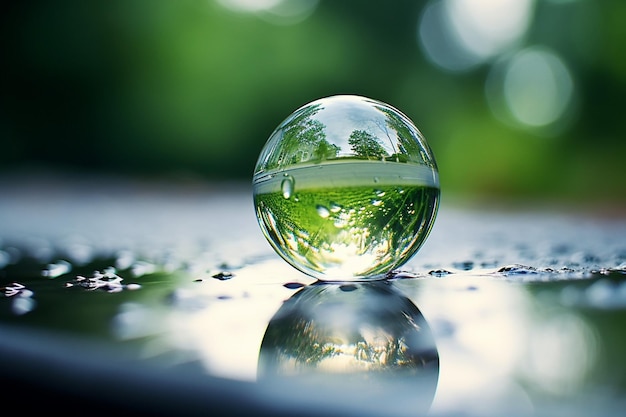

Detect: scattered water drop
[212,271,234,280]
[253,95,439,280]
[329,202,342,212]
[428,269,453,277]
[316,205,330,218]
[497,264,538,276]
[333,212,349,228]
[284,282,306,289]
[281,175,294,199]
[42,260,72,278]
[66,268,128,293]
[3,282,28,297]
[387,270,420,279]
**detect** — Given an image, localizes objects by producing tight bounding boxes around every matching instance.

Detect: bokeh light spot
[418,0,534,72]
[216,0,283,13]
[418,0,482,72]
[486,46,575,131]
[448,0,534,60]
[216,0,319,25]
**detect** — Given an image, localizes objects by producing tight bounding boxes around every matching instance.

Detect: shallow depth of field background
[2,0,625,207]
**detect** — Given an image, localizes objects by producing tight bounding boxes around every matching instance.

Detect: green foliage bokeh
[2,0,625,205]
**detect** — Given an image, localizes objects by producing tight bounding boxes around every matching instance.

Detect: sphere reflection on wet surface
[258,282,439,413]
[253,95,439,280]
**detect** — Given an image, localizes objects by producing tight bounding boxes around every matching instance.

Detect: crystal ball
[253,95,439,280]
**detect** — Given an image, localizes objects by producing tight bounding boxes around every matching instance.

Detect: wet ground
[1,172,625,417]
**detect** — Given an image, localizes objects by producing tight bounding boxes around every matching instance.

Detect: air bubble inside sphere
[253,95,439,280]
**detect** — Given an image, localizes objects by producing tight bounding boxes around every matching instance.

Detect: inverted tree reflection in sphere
[258,282,439,413]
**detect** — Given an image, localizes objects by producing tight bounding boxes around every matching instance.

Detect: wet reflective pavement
[1,174,625,416]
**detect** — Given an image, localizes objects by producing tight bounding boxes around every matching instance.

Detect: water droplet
[283,282,305,289]
[428,269,452,277]
[316,205,330,218]
[66,269,127,293]
[42,260,72,278]
[253,95,439,280]
[329,202,342,212]
[3,282,28,297]
[333,212,349,228]
[281,175,294,199]
[496,264,537,275]
[212,271,234,280]
[387,270,420,279]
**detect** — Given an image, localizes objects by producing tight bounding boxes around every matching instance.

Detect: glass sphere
[253,95,439,280]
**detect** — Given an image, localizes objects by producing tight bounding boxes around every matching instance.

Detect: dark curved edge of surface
[0,323,327,417]
[3,312,625,417]
[1,323,437,417]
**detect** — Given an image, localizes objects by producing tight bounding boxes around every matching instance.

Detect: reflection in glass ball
[253,95,439,280]
[258,282,439,413]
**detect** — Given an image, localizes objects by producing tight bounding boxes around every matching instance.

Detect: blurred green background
[2,0,625,206]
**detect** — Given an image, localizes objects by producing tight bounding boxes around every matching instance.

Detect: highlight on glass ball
[253,95,439,281]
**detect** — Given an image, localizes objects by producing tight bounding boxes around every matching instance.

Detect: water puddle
[1,183,625,416]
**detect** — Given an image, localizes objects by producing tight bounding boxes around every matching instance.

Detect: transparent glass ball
[253,95,439,281]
